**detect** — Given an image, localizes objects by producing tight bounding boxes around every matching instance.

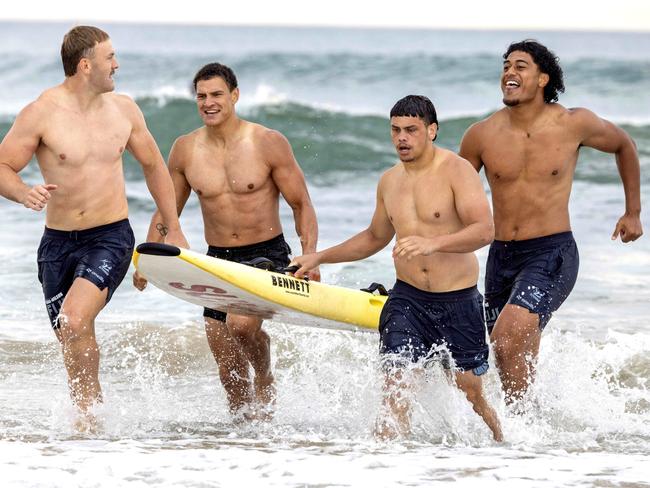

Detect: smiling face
[501,50,549,107]
[87,40,118,93]
[195,76,239,127]
[390,116,437,163]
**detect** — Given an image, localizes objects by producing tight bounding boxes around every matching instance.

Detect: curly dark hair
[504,40,565,103]
[192,63,238,92]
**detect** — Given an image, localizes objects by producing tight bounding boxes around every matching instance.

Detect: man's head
[389,95,438,163]
[61,26,117,92]
[193,63,239,127]
[502,40,564,106]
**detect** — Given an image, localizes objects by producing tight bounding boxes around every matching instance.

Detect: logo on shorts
[86,267,105,283]
[518,286,545,308]
[99,260,112,275]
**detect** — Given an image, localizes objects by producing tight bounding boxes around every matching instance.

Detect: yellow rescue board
[133,243,385,332]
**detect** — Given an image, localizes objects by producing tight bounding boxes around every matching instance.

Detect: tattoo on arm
[156,223,169,237]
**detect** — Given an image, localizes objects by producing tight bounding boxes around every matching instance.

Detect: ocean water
[0,22,649,487]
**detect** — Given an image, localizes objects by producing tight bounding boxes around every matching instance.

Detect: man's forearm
[0,165,29,203]
[319,229,389,264]
[616,144,642,214]
[432,221,494,253]
[142,163,182,231]
[294,202,319,254]
[145,210,166,243]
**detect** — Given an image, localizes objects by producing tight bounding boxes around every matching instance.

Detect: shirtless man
[134,63,319,418]
[292,95,502,441]
[459,40,643,404]
[0,26,188,423]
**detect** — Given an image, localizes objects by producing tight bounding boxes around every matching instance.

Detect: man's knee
[228,318,260,341]
[57,309,94,343]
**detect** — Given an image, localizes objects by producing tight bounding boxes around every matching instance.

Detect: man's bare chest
[385,179,455,226]
[186,150,272,198]
[481,131,579,183]
[40,111,131,166]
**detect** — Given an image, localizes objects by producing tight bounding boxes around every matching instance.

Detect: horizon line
[1,18,648,35]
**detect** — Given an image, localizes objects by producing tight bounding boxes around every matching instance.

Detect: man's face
[501,50,548,107]
[390,116,436,163]
[195,77,239,127]
[87,40,118,93]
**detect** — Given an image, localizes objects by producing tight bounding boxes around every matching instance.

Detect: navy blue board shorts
[203,234,292,322]
[484,231,579,333]
[37,219,135,329]
[379,280,489,375]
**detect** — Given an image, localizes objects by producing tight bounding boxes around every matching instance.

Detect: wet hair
[192,63,238,92]
[390,95,438,127]
[504,40,565,103]
[390,95,438,141]
[61,26,110,77]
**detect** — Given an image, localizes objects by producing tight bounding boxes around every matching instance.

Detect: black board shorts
[378,280,489,374]
[37,219,135,329]
[203,234,292,322]
[484,231,579,332]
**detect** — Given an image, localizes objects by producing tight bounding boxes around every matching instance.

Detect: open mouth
[504,79,520,88]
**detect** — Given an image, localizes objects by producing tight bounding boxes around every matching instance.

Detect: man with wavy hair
[460,40,642,404]
[0,25,187,428]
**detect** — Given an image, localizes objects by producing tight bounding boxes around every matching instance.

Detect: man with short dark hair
[460,40,643,404]
[292,95,502,441]
[134,62,319,419]
[0,25,188,428]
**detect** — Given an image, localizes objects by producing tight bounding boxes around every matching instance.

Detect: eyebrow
[196,90,225,96]
[391,124,418,130]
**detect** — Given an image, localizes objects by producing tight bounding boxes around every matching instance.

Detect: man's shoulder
[462,110,504,140]
[378,163,402,185]
[562,105,600,124]
[28,86,64,114]
[438,148,474,173]
[248,122,288,145]
[109,92,140,114]
[173,129,201,150]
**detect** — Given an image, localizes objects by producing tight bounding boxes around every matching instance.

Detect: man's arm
[291,174,395,278]
[122,96,189,248]
[133,138,192,291]
[574,108,642,242]
[0,102,58,209]
[264,130,320,279]
[459,122,485,173]
[393,158,494,260]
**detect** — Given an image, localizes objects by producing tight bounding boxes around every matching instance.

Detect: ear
[78,57,91,75]
[428,123,438,142]
[231,87,240,104]
[538,72,550,88]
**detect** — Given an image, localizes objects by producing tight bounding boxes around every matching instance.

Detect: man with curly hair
[460,40,642,405]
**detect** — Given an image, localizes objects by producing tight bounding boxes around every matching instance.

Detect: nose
[503,65,516,78]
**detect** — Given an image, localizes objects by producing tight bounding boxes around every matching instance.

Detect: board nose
[136,242,182,257]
